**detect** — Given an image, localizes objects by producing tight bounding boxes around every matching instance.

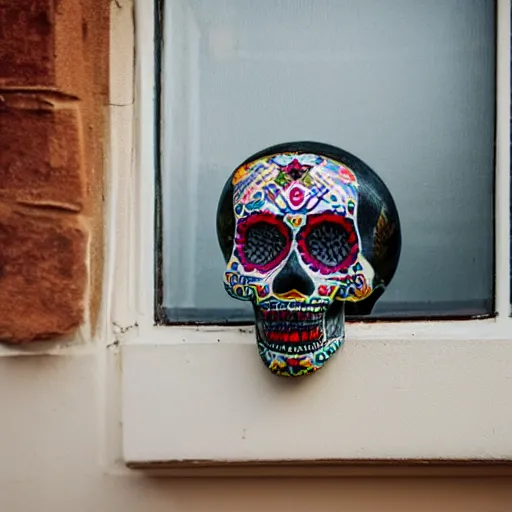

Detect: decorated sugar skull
[217,142,401,377]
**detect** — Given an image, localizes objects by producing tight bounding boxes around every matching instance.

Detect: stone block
[0,92,85,211]
[0,0,84,91]
[0,205,87,343]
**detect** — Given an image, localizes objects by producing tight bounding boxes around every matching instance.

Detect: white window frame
[111,0,512,470]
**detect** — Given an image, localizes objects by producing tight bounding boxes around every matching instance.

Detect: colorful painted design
[217,142,401,378]
[222,152,375,376]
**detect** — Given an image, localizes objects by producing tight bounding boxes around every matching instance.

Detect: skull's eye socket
[297,213,359,274]
[236,213,291,273]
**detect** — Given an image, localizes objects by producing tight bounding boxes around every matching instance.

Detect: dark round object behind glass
[216,141,402,316]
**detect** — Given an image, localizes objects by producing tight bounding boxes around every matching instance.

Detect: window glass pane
[159,0,495,322]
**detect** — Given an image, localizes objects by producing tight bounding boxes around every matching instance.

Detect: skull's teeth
[261,310,324,322]
[265,341,323,354]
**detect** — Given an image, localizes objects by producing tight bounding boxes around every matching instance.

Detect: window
[159,0,496,323]
[114,0,512,468]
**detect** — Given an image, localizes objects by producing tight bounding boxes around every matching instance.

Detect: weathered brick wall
[0,0,109,342]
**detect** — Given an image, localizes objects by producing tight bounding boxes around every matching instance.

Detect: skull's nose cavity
[272,251,314,297]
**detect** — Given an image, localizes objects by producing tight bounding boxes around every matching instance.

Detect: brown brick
[0,92,85,211]
[0,0,84,91]
[0,205,87,343]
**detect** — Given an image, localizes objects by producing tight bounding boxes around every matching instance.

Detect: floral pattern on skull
[223,152,376,377]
